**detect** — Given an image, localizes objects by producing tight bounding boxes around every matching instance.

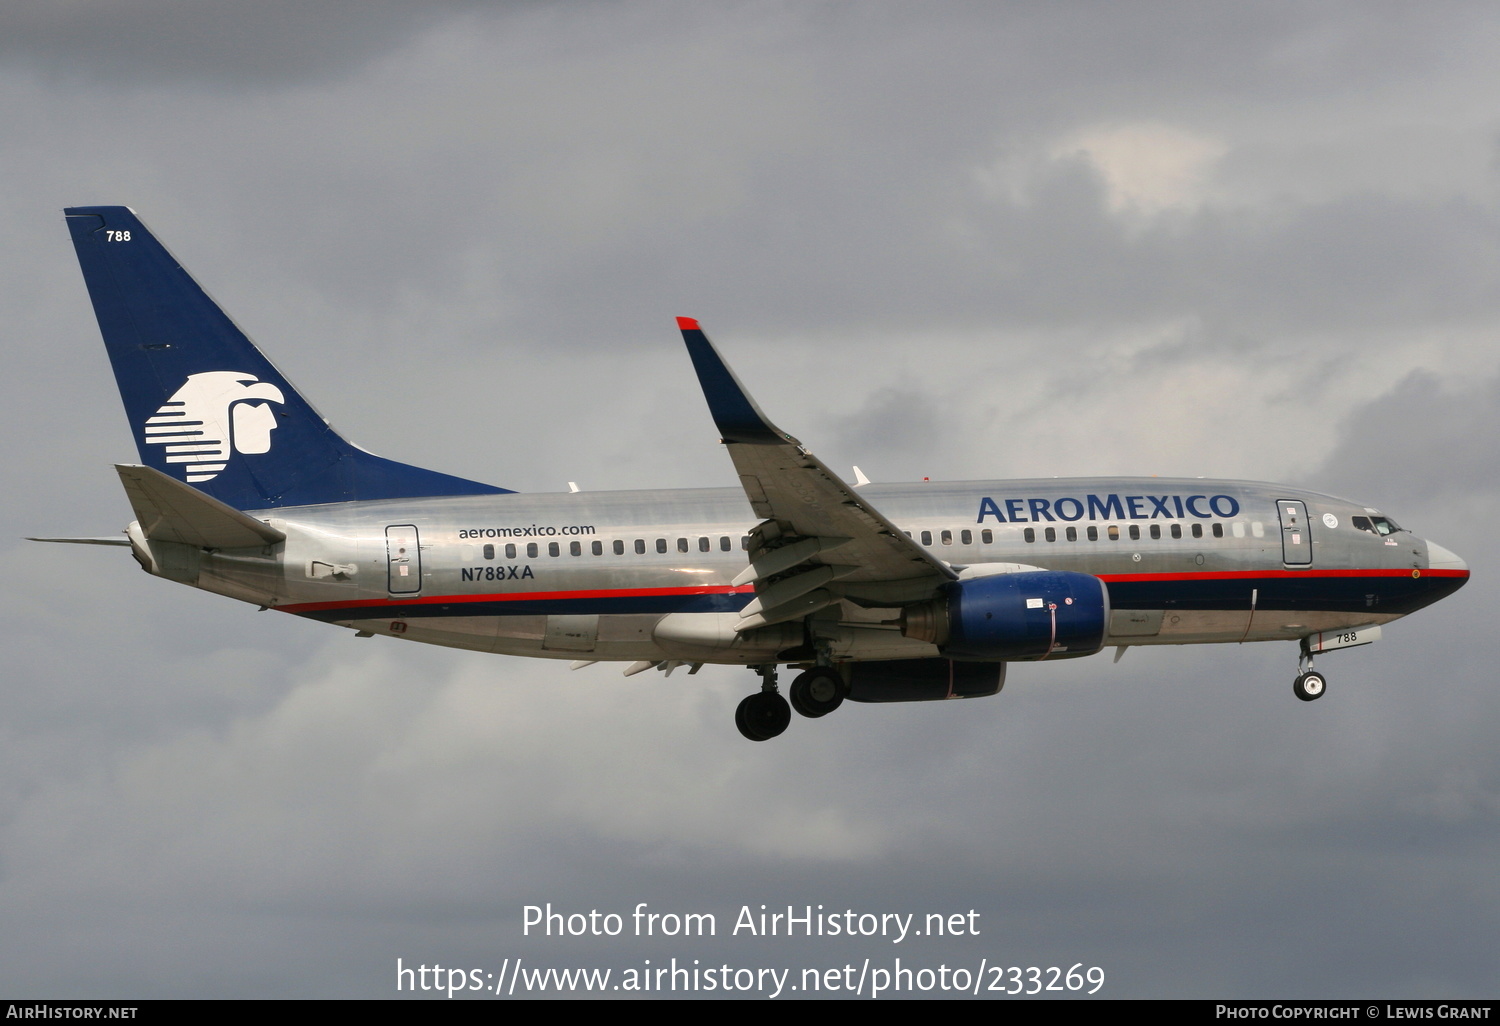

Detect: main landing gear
[735,664,848,741]
[1293,638,1326,702]
[736,665,791,742]
[789,666,845,718]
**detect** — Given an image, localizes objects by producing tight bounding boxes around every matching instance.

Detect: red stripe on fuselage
[277,583,755,615]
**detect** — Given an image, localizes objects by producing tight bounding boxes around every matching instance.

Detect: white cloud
[1054,122,1228,217]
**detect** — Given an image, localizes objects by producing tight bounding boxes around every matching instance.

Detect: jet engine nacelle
[901,570,1110,661]
[846,658,1005,703]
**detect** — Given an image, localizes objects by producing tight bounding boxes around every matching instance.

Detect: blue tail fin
[65,206,509,509]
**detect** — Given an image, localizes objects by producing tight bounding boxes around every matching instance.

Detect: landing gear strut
[1293,639,1326,702]
[735,665,791,741]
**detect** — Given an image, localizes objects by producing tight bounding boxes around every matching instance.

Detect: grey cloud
[1315,370,1500,508]
[0,1,531,89]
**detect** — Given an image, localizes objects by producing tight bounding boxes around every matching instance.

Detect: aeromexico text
[977,493,1242,524]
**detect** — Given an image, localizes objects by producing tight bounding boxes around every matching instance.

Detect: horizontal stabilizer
[116,464,285,548]
[27,536,130,547]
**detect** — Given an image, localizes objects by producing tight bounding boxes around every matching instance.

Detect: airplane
[39,205,1470,741]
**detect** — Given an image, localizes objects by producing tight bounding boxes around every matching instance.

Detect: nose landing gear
[1293,670,1326,701]
[1293,638,1326,702]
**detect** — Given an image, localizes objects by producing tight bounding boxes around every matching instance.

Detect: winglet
[677,317,789,445]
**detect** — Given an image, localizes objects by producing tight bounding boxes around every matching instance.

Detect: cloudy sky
[3,1,1497,999]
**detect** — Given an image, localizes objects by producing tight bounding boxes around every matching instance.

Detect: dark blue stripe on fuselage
[1105,573,1464,616]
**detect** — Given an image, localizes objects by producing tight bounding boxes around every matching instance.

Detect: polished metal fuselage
[140,475,1465,667]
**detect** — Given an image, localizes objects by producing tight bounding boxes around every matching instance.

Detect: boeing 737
[41,206,1469,740]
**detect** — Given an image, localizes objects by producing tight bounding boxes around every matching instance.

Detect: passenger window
[720,537,731,551]
[1024,528,1035,543]
[1149,525,1161,540]
[1129,525,1140,541]
[1045,527,1056,542]
[960,529,972,545]
[1251,522,1265,538]
[506,543,517,559]
[527,542,538,558]
[570,541,582,556]
[1211,523,1223,539]
[921,530,932,546]
[635,539,646,554]
[1170,524,1182,540]
[612,540,624,555]
[1066,526,1078,542]
[657,539,668,554]
[981,529,992,544]
[1232,523,1245,539]
[1108,525,1119,540]
[1191,524,1202,539]
[548,542,560,556]
[1087,526,1098,541]
[941,530,952,545]
[483,544,494,560]
[698,537,710,552]
[677,538,689,553]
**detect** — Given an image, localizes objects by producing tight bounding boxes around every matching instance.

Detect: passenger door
[1277,501,1311,566]
[386,524,422,593]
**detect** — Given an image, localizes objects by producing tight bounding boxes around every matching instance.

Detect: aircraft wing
[678,318,956,629]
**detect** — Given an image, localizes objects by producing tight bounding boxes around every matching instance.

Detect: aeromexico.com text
[977,493,1242,524]
[458,524,597,539]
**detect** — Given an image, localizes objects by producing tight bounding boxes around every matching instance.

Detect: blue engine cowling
[901,571,1110,661]
[846,658,1005,703]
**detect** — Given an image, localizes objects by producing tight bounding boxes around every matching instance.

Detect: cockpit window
[1353,515,1402,536]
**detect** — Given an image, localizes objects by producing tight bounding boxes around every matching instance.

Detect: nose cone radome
[1426,541,1469,575]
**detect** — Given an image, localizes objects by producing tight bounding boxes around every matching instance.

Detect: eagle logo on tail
[142,371,286,483]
